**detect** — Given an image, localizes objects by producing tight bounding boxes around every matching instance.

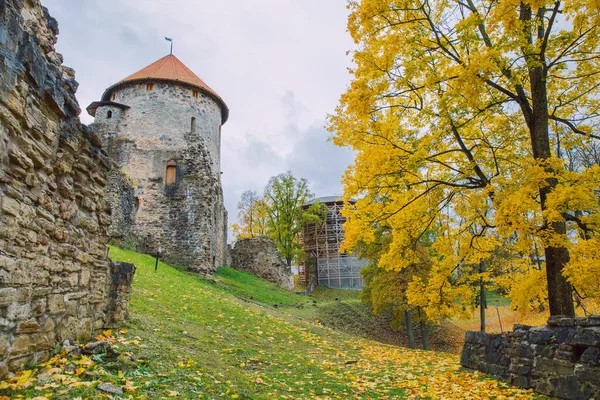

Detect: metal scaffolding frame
[298,198,367,289]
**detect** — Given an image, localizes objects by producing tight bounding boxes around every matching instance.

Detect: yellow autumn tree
[231,190,268,239]
[330,0,600,319]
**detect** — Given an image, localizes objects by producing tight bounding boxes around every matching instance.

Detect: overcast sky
[43,0,356,227]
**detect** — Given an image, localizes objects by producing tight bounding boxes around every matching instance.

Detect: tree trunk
[520,3,575,317]
[529,65,575,317]
[418,308,430,350]
[405,309,415,349]
[480,276,486,332]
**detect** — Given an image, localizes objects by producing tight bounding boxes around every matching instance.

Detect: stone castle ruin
[88,54,229,273]
[0,0,228,376]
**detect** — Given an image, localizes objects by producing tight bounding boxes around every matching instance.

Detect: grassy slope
[2,247,542,399]
[215,267,462,353]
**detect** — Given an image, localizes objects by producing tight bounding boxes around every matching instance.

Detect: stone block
[8,147,34,170]
[65,273,79,287]
[578,316,600,327]
[573,327,600,347]
[1,196,21,217]
[581,347,600,365]
[528,327,555,344]
[80,267,91,286]
[35,331,55,351]
[0,287,18,307]
[510,374,531,388]
[10,334,36,355]
[42,318,55,333]
[8,355,33,371]
[0,255,17,272]
[6,302,31,321]
[0,335,9,358]
[16,321,41,334]
[47,294,65,314]
[551,375,586,400]
[0,362,8,379]
[536,358,574,375]
[57,316,79,342]
[514,343,534,358]
[36,207,55,222]
[65,299,78,316]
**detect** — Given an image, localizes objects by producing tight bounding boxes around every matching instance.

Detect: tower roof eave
[86,100,130,117]
[100,55,229,124]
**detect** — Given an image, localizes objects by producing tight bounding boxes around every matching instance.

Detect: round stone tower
[87,54,229,272]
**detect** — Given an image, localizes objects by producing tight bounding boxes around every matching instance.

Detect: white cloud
[44,0,355,227]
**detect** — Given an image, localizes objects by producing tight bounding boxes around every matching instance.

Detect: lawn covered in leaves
[2,247,543,399]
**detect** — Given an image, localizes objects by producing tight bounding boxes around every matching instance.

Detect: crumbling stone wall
[105,262,136,328]
[231,237,294,291]
[105,168,137,247]
[461,316,600,400]
[0,0,134,376]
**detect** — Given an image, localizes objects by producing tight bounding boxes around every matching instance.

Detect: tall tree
[331,0,600,317]
[231,190,268,239]
[263,171,325,266]
[358,224,435,350]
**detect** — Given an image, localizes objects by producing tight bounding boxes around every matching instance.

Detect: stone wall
[231,237,294,291]
[104,262,136,328]
[461,316,600,400]
[105,168,137,246]
[0,0,134,376]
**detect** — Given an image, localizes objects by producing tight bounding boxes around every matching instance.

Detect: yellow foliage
[331,0,600,318]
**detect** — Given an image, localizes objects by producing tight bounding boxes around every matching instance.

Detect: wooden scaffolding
[298,197,367,289]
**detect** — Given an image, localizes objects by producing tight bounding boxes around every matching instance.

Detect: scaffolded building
[298,197,368,289]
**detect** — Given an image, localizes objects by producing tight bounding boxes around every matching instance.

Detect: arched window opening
[166,160,177,184]
[107,110,113,119]
[191,117,196,133]
[146,83,154,91]
[192,90,199,98]
[111,93,116,101]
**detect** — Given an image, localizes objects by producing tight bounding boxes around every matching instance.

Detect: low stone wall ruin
[460,316,600,400]
[230,237,294,291]
[0,0,134,376]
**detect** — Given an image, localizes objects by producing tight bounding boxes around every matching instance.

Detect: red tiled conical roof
[101,55,228,123]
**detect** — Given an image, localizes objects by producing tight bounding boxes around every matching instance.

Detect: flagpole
[165,37,173,55]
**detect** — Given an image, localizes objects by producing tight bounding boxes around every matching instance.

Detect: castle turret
[89,54,228,272]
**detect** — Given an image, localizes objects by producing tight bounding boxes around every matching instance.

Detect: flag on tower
[165,37,173,55]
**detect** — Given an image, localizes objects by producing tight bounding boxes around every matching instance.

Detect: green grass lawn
[1,247,541,399]
[214,266,309,306]
[486,290,512,307]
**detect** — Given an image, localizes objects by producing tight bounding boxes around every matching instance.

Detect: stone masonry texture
[0,0,134,377]
[231,237,294,291]
[92,75,228,273]
[460,316,600,400]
